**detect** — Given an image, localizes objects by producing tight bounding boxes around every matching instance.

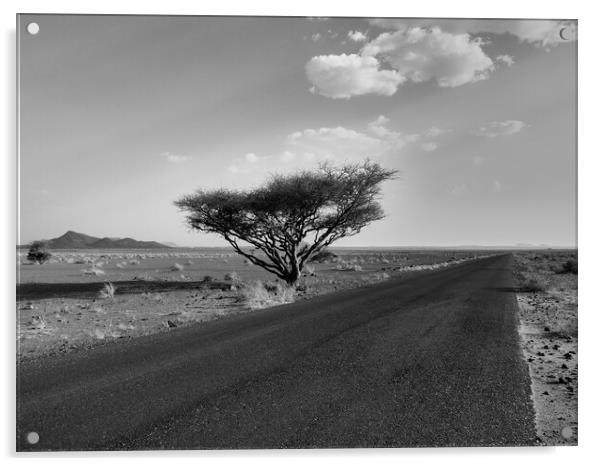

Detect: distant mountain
[30,231,170,249]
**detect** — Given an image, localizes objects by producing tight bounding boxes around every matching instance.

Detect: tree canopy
[175,161,397,284]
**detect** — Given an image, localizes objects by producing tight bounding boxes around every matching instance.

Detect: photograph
[16,14,577,451]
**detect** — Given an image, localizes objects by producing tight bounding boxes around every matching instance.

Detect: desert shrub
[27,241,51,264]
[304,264,316,276]
[202,275,213,283]
[224,271,240,282]
[241,280,296,309]
[335,262,362,272]
[171,263,184,271]
[99,282,116,299]
[521,278,545,293]
[557,259,578,275]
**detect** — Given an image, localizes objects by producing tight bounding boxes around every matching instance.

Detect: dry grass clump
[241,280,296,309]
[373,272,390,281]
[98,282,116,299]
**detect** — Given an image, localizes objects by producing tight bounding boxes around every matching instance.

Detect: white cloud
[311,33,321,42]
[477,120,527,137]
[362,27,495,88]
[493,180,502,193]
[162,152,191,163]
[227,117,440,175]
[348,30,368,42]
[368,115,400,139]
[368,19,577,48]
[245,153,259,163]
[305,53,404,99]
[306,26,495,98]
[496,54,515,67]
[472,155,484,166]
[420,142,438,152]
[286,125,403,161]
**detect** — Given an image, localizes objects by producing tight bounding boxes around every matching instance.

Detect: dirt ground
[513,251,578,446]
[17,249,486,361]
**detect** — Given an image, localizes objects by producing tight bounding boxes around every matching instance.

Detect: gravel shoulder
[513,251,578,446]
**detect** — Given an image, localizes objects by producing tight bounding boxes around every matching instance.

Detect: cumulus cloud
[348,30,368,42]
[162,152,191,163]
[362,27,495,88]
[305,53,404,99]
[476,120,527,137]
[311,33,321,42]
[306,26,495,98]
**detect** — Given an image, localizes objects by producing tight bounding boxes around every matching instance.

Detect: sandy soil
[513,251,578,446]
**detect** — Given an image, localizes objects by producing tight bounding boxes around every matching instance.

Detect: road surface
[17,254,537,450]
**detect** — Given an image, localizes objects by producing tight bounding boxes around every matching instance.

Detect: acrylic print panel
[16,14,577,451]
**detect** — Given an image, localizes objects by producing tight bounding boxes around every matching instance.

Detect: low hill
[27,231,169,250]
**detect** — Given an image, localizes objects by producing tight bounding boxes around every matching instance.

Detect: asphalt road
[17,254,537,450]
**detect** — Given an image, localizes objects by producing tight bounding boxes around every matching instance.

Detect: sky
[18,15,577,247]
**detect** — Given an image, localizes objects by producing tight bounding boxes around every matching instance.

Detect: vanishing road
[17,254,537,450]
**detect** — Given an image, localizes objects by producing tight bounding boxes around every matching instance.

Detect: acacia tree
[175,161,397,285]
[27,241,52,264]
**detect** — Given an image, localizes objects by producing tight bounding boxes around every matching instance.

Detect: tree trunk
[285,253,301,286]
